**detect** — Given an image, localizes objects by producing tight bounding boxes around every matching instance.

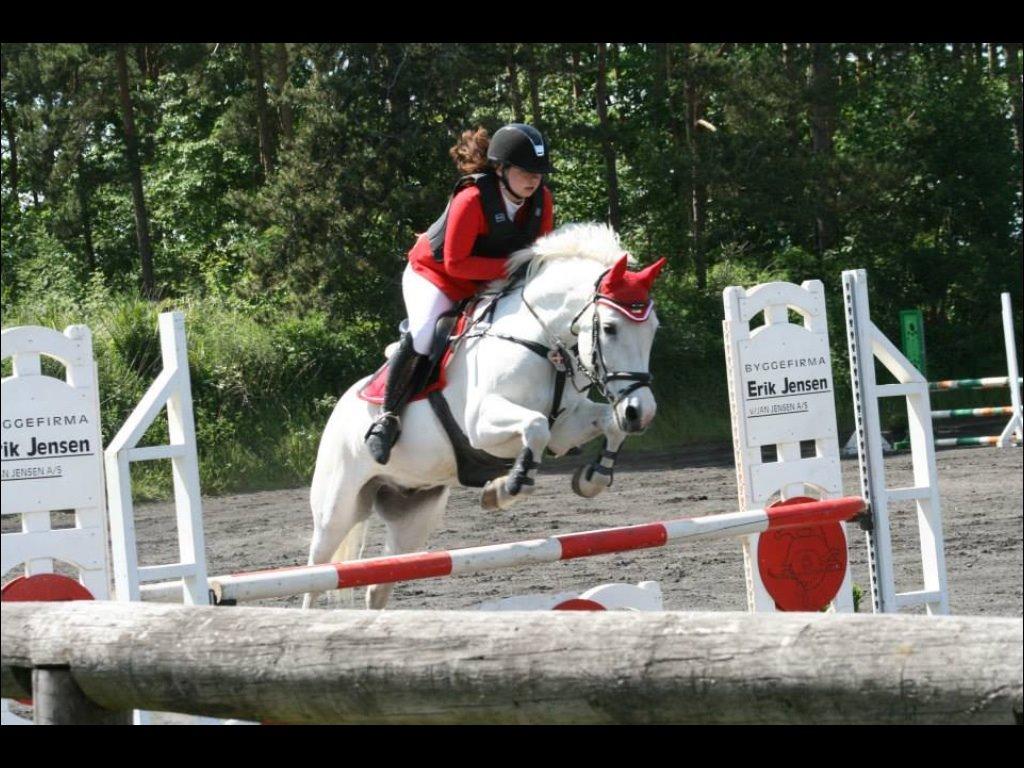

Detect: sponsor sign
[1,375,103,515]
[735,324,836,446]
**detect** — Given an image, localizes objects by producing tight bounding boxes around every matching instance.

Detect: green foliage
[852,584,864,613]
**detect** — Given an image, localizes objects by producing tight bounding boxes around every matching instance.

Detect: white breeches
[403,264,456,355]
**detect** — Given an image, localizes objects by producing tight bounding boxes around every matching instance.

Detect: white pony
[304,223,665,609]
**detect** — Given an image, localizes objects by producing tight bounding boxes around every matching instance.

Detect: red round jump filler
[1,572,95,602]
[757,496,849,612]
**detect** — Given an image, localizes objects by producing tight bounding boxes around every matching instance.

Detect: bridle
[563,269,655,409]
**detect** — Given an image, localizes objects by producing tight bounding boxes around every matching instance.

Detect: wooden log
[2,601,1021,725]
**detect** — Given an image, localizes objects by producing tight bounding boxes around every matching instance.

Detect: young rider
[365,123,556,465]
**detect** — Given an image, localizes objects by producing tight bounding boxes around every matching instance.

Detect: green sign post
[899,308,927,378]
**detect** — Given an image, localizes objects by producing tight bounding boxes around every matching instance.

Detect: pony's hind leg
[366,484,450,610]
[302,474,377,609]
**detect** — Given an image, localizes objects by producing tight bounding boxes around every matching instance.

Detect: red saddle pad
[358,315,468,404]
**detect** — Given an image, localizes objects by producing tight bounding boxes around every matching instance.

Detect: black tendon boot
[365,334,429,465]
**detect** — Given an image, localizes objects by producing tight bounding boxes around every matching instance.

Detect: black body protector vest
[426,172,545,262]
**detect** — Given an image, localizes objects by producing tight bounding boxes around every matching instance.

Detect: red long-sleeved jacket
[408,184,554,301]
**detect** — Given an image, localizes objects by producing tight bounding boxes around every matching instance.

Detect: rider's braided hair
[449,127,491,174]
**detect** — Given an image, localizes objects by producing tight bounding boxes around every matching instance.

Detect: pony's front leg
[572,432,628,498]
[471,393,550,511]
[548,400,628,499]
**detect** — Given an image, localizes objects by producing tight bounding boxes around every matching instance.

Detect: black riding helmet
[487,123,554,174]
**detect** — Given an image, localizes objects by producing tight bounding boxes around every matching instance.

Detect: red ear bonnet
[597,256,667,320]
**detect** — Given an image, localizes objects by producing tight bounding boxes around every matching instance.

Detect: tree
[808,42,838,260]
[273,43,294,144]
[247,43,274,179]
[1,49,20,215]
[595,43,621,230]
[115,44,156,297]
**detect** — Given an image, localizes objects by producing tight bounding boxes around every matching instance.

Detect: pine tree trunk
[651,44,667,117]
[77,182,96,273]
[115,44,156,299]
[781,43,802,148]
[384,44,411,135]
[1,100,18,209]
[652,43,675,256]
[570,48,582,106]
[809,42,838,260]
[76,153,95,273]
[988,43,998,74]
[248,43,274,179]
[1005,43,1022,154]
[662,44,690,272]
[273,43,294,144]
[683,43,707,291]
[506,45,524,123]
[852,46,864,85]
[525,45,543,129]
[596,43,621,231]
[139,43,161,82]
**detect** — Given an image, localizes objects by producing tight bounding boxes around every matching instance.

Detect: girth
[426,390,514,488]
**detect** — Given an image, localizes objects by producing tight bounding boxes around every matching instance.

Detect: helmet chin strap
[497,167,526,204]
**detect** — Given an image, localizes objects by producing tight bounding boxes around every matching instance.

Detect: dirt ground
[134,442,1023,618]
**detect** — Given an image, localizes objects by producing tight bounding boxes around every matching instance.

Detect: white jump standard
[723,279,855,612]
[1,323,109,726]
[843,269,949,615]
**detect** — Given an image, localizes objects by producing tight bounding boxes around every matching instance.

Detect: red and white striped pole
[137,496,865,605]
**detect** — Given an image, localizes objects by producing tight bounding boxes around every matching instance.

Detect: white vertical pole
[998,293,1023,447]
[843,270,897,614]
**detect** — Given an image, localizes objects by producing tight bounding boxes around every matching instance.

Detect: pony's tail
[326,519,371,607]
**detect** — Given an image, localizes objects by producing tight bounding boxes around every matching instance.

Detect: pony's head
[506,223,665,434]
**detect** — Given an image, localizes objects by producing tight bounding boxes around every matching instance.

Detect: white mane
[498,223,634,288]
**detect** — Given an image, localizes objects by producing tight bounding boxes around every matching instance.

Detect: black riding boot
[365,333,429,465]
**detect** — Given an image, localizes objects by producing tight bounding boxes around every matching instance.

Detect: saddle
[357,307,467,406]
[357,299,517,487]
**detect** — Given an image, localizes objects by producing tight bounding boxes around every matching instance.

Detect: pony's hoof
[482,477,518,510]
[481,479,502,510]
[572,463,612,498]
